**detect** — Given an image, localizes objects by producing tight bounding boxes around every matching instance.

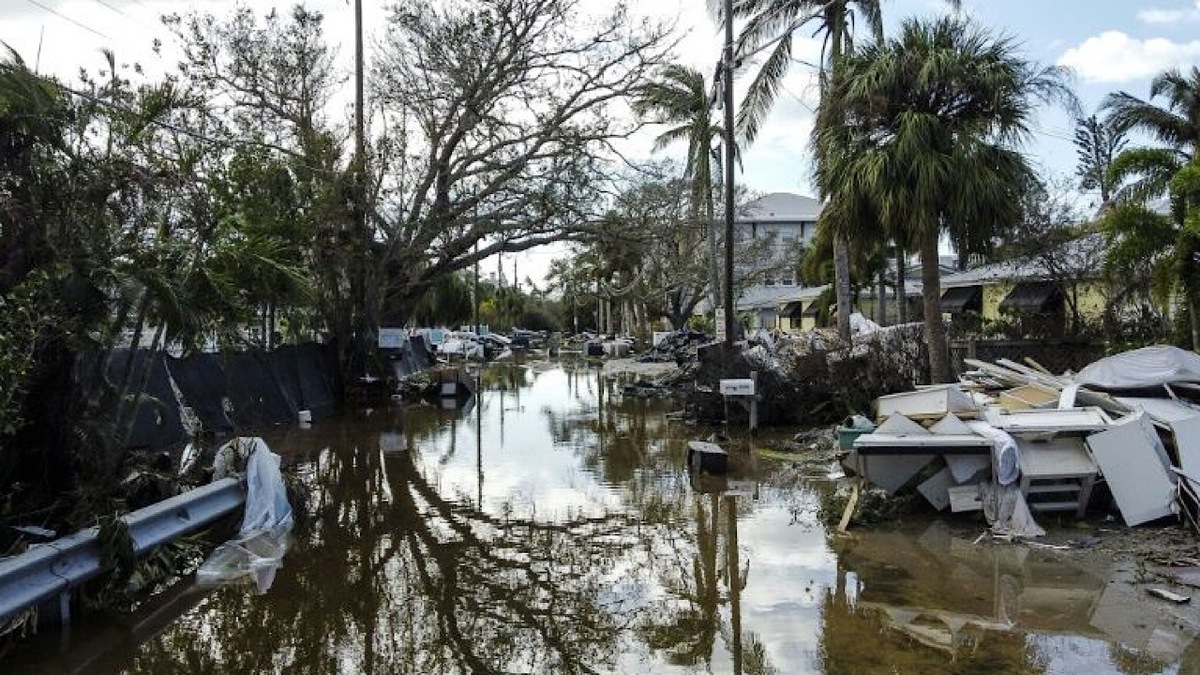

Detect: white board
[1086,412,1177,526]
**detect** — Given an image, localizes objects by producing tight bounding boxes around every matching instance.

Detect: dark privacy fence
[112,342,341,451]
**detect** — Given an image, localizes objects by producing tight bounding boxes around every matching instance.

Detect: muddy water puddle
[7,361,1199,674]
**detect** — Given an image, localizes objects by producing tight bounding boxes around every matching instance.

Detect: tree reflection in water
[58,363,779,674]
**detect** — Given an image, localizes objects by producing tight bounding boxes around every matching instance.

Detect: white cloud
[1057,31,1200,83]
[1138,1,1200,24]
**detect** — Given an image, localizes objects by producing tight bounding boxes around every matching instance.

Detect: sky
[2,0,1198,284]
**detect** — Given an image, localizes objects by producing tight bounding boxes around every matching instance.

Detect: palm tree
[634,65,722,312]
[732,0,959,341]
[1102,67,1200,346]
[1105,67,1200,165]
[821,16,1072,382]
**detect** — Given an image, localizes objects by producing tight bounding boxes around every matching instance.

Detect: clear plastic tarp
[197,437,294,594]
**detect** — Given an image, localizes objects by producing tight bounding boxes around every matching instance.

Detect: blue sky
[3,0,1198,281]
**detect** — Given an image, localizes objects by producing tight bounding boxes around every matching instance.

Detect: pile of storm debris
[841,345,1200,537]
[682,319,927,426]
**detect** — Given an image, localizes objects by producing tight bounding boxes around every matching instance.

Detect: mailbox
[719,378,755,396]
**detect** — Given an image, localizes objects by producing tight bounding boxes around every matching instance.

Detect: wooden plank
[999,384,1059,411]
[837,482,860,533]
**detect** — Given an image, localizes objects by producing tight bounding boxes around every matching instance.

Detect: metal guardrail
[0,477,244,626]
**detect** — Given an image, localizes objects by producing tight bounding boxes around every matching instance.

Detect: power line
[21,0,109,40]
[92,0,130,19]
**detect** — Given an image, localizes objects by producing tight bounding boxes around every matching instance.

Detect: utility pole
[722,0,736,346]
[473,241,480,335]
[354,0,364,162]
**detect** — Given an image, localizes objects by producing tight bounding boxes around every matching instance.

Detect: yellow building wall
[981,282,1013,321]
[1070,282,1108,321]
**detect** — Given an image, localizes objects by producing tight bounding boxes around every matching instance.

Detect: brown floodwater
[6,359,1199,674]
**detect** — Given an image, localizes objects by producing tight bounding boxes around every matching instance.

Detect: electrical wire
[21,0,109,40]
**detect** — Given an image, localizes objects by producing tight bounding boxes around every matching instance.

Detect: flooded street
[10,360,1200,674]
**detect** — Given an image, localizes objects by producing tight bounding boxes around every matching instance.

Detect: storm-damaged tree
[0,47,306,525]
[553,167,778,332]
[633,65,723,314]
[164,6,353,363]
[820,17,1073,382]
[367,0,671,364]
[1074,114,1127,211]
[732,0,962,342]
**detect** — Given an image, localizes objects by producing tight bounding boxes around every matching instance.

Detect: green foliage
[816,15,1069,380]
[0,273,54,435]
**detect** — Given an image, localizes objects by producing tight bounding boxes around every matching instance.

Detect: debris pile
[843,345,1200,536]
[638,329,711,364]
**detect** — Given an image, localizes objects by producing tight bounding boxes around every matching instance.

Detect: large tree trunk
[877,270,888,326]
[834,236,852,339]
[827,22,853,341]
[897,248,908,324]
[920,231,952,383]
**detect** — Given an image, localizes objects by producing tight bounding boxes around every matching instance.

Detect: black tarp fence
[106,342,341,452]
[389,334,435,379]
[107,349,188,451]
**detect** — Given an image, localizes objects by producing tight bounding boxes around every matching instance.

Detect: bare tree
[369,0,673,342]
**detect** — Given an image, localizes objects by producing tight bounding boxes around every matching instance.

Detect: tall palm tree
[732,0,959,341]
[634,65,722,312]
[1102,67,1200,345]
[821,16,1072,382]
[1105,67,1200,164]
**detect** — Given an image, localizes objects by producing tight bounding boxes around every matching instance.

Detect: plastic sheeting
[979,482,1045,538]
[198,437,294,594]
[966,421,1020,486]
[1075,345,1200,389]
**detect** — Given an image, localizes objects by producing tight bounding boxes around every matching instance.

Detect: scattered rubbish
[197,437,294,594]
[841,344,1200,534]
[687,440,729,474]
[1147,588,1191,604]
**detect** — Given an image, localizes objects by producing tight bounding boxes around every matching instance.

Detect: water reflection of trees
[106,420,636,674]
[95,362,782,673]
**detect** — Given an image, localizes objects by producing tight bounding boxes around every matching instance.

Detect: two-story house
[731,192,822,328]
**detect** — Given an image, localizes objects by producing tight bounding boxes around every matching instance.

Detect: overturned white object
[876,386,976,419]
[198,437,294,594]
[1076,345,1200,389]
[1086,412,1177,527]
[1116,397,1200,478]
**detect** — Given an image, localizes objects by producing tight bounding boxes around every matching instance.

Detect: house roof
[940,233,1104,288]
[740,192,822,223]
[735,285,800,310]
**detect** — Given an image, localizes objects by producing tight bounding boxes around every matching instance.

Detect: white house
[733,192,822,328]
